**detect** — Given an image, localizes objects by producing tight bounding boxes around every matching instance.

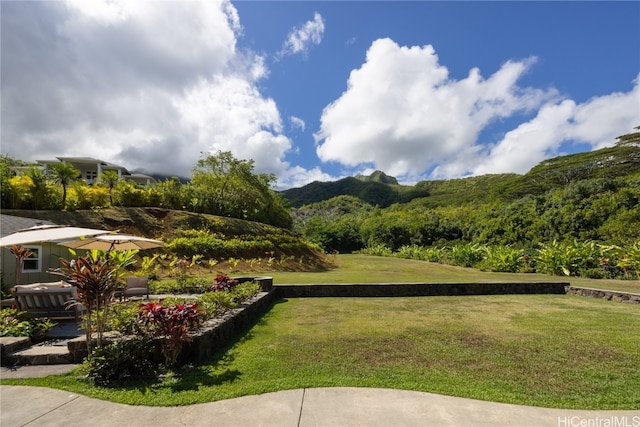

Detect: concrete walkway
[1,385,637,427]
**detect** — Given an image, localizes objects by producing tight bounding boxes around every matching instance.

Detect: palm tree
[98,170,120,205]
[26,166,49,209]
[48,162,80,209]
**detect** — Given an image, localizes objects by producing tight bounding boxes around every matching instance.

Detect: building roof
[36,157,131,174]
[0,215,55,238]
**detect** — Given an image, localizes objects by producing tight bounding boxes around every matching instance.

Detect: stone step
[0,337,32,360]
[7,339,74,365]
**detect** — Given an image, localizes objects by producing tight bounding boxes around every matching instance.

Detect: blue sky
[2,1,638,189]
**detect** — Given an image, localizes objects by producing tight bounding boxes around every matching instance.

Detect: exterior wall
[75,165,99,184]
[1,242,66,290]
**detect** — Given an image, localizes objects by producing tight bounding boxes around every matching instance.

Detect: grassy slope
[3,207,290,239]
[3,207,332,270]
[262,254,640,294]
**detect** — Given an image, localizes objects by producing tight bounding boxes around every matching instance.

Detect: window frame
[22,245,42,273]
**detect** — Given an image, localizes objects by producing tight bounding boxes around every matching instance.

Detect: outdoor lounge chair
[12,281,86,321]
[118,277,150,300]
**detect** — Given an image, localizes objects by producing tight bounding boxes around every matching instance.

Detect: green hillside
[290,128,640,255]
[3,207,331,269]
[283,133,640,210]
[354,170,399,185]
[281,176,429,208]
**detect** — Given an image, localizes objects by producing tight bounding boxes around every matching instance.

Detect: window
[85,170,98,183]
[22,246,41,273]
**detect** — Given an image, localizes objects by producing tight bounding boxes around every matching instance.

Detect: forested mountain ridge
[291,128,640,253]
[283,130,640,210]
[281,176,429,208]
[354,170,399,185]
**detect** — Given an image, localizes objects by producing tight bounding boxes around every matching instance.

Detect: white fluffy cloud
[0,0,313,186]
[278,12,325,58]
[316,38,639,181]
[470,76,640,176]
[290,116,306,132]
[3,2,637,192]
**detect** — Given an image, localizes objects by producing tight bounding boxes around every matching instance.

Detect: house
[12,157,156,186]
[39,157,157,186]
[0,215,61,289]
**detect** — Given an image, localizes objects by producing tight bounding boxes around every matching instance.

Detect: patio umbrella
[59,234,164,252]
[0,225,111,247]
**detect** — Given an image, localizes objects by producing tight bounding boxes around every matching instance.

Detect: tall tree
[48,162,80,209]
[189,151,292,228]
[98,170,120,205]
[27,166,49,209]
[191,151,254,216]
[0,155,27,209]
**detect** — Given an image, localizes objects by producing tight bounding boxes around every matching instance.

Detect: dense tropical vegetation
[2,128,639,281]
[0,151,291,229]
[292,128,640,279]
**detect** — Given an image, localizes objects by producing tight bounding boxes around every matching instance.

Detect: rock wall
[275,282,569,298]
[565,286,640,304]
[65,281,638,364]
[181,289,277,363]
[68,289,278,363]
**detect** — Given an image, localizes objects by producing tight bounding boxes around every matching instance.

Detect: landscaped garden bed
[66,289,277,363]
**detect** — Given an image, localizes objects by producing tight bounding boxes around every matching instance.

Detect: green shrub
[166,230,278,259]
[448,243,485,268]
[150,277,211,295]
[0,308,56,339]
[108,302,144,335]
[535,240,611,277]
[197,292,237,316]
[481,245,524,273]
[424,247,445,263]
[395,245,427,261]
[84,337,157,386]
[360,244,393,257]
[196,281,260,317]
[231,281,261,301]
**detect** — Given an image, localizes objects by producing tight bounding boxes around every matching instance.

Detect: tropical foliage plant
[9,245,33,286]
[83,336,157,386]
[0,308,55,339]
[138,301,202,367]
[47,162,80,208]
[50,249,137,352]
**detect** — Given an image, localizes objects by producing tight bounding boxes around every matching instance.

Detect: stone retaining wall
[181,288,277,363]
[275,282,569,298]
[67,289,277,363]
[566,286,640,304]
[64,280,637,364]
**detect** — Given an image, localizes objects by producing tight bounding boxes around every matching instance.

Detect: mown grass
[264,254,640,294]
[3,254,639,409]
[3,294,639,409]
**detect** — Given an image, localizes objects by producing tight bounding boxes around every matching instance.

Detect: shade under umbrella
[0,225,111,247]
[59,234,164,251]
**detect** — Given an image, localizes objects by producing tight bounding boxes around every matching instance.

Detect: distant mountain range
[281,141,640,209]
[281,171,429,208]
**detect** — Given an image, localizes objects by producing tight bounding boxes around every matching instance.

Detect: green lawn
[2,254,639,409]
[266,254,640,294]
[4,294,639,409]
